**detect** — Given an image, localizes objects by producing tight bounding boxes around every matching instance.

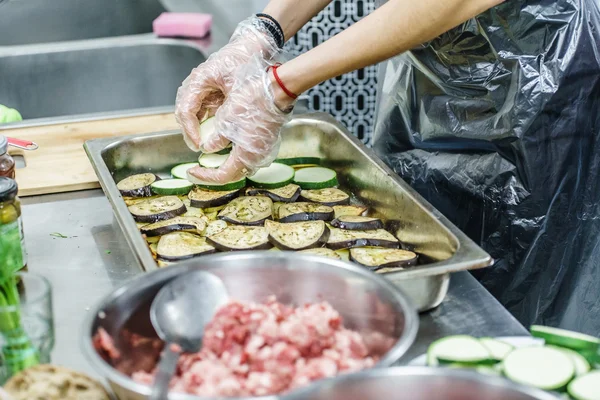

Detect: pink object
[152,12,212,38]
[96,296,390,397]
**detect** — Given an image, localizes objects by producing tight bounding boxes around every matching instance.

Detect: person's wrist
[268,68,296,113]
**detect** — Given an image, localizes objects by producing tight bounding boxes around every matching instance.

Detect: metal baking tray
[84,112,492,311]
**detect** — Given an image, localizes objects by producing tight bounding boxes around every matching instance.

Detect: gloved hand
[187,56,295,183]
[175,17,280,152]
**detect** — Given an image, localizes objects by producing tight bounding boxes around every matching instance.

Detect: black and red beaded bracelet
[256,13,285,49]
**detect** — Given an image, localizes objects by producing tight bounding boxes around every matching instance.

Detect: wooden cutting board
[4,113,180,197]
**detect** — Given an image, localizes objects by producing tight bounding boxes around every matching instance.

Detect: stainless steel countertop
[21,190,527,378]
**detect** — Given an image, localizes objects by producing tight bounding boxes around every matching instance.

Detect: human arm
[261,0,333,40]
[272,0,505,109]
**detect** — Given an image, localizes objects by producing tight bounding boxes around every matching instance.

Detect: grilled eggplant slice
[117,173,160,198]
[205,220,228,237]
[300,188,350,206]
[125,195,160,207]
[298,247,342,260]
[246,184,302,203]
[156,232,216,261]
[140,217,206,237]
[350,247,418,271]
[181,199,205,219]
[188,187,240,208]
[128,196,186,223]
[333,205,368,218]
[277,202,334,223]
[218,196,273,226]
[265,220,330,250]
[331,216,384,231]
[327,227,399,250]
[207,226,272,251]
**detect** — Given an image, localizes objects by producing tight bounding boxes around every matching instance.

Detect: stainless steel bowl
[82,252,418,400]
[287,367,560,400]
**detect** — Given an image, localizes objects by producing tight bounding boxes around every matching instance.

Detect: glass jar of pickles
[0,178,27,274]
[0,137,16,180]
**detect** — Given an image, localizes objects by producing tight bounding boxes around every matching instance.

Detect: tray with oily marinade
[117,137,419,272]
[85,112,493,311]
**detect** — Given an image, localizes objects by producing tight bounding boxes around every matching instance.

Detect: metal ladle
[149,270,228,400]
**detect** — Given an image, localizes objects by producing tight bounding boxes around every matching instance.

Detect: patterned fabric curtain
[284,0,377,146]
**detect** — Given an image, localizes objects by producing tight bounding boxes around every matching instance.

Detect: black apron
[373,0,600,333]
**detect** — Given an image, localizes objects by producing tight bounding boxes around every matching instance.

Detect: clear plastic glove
[175,17,279,152]
[187,56,294,184]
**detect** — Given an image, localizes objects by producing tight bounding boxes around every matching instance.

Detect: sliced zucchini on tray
[117,173,160,198]
[218,196,273,226]
[151,178,193,196]
[568,370,600,400]
[294,167,338,189]
[265,220,329,250]
[248,163,295,189]
[300,188,350,206]
[246,184,301,203]
[503,346,575,391]
[128,196,186,223]
[171,162,198,180]
[199,153,229,168]
[140,216,207,237]
[350,247,417,271]
[156,232,216,261]
[331,216,383,231]
[277,202,334,223]
[327,227,399,250]
[207,226,271,251]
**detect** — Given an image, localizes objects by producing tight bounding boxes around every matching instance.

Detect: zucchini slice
[503,346,575,391]
[199,153,229,168]
[140,216,207,237]
[331,216,384,231]
[530,325,600,351]
[187,172,247,191]
[218,196,273,226]
[128,196,186,223]
[117,173,160,198]
[198,117,232,153]
[156,232,216,261]
[188,187,240,208]
[293,167,338,189]
[327,227,399,250]
[246,184,301,203]
[568,370,600,400]
[275,157,322,167]
[300,188,350,206]
[150,178,193,196]
[350,247,417,270]
[265,220,330,251]
[428,335,494,366]
[479,338,514,362]
[277,202,334,223]
[205,220,228,237]
[333,205,368,218]
[298,247,342,260]
[247,163,295,189]
[546,345,591,376]
[171,162,199,180]
[207,226,272,251]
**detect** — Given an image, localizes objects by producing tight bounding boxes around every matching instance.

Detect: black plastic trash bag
[373,0,600,334]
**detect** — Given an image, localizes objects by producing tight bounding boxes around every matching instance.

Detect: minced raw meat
[95,296,383,397]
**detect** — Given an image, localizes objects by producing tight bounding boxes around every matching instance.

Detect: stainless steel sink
[0,35,207,122]
[0,0,165,45]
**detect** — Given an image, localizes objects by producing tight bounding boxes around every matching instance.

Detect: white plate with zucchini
[411,326,600,400]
